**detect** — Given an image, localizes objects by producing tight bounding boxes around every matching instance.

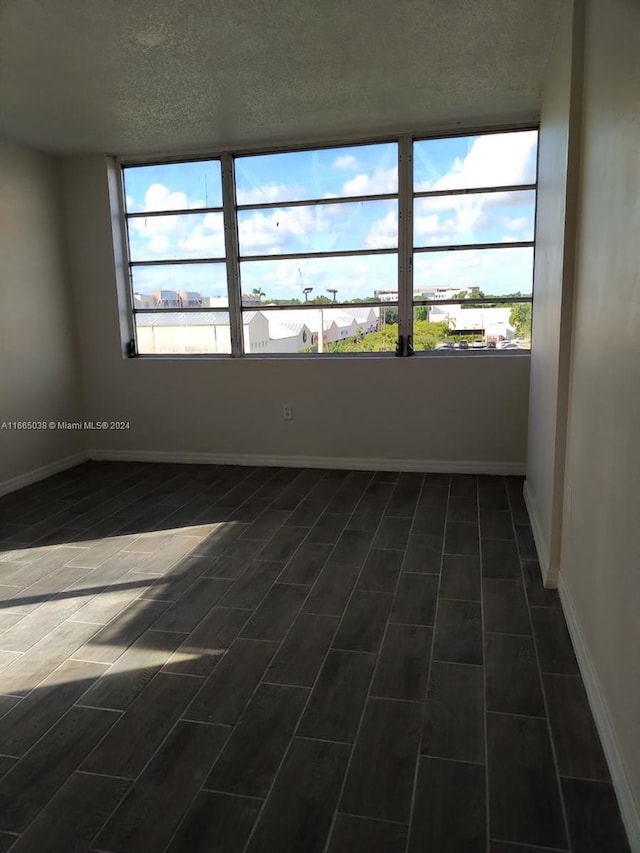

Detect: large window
[121,129,537,356]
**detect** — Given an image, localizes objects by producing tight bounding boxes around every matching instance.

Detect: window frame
[119,125,537,359]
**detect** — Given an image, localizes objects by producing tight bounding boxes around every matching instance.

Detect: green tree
[509,303,532,339]
[316,319,450,354]
[251,287,265,300]
[412,320,450,351]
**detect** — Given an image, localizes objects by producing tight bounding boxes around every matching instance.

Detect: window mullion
[398,134,413,355]
[221,152,243,357]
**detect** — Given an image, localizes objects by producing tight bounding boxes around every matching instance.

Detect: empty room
[0,0,638,851]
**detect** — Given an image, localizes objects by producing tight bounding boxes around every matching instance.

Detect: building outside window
[121,129,536,356]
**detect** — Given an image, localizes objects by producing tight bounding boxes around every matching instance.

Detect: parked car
[486,341,497,349]
[458,340,470,350]
[436,342,455,350]
[472,339,484,349]
[501,342,521,350]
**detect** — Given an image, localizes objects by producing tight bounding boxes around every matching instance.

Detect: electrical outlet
[283,404,293,420]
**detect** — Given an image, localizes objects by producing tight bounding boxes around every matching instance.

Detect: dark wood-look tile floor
[0,462,631,852]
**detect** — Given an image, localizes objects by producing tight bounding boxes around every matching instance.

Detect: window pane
[414,190,535,248]
[413,246,533,300]
[135,311,232,355]
[235,142,397,205]
[413,301,532,351]
[242,306,396,354]
[238,200,397,257]
[240,253,397,305]
[128,212,225,261]
[131,263,228,309]
[123,161,223,212]
[414,131,537,192]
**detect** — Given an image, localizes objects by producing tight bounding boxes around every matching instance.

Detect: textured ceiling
[0,0,562,156]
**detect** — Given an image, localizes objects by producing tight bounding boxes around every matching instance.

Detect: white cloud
[143,183,193,212]
[129,201,226,260]
[416,131,537,193]
[342,166,398,197]
[333,154,358,170]
[365,211,398,249]
[501,215,529,234]
[238,206,333,255]
[236,183,306,205]
[148,235,170,255]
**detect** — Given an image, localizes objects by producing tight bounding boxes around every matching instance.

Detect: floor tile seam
[75,768,133,781]
[485,709,548,721]
[478,534,516,542]
[320,473,430,853]
[158,670,208,681]
[165,479,348,837]
[386,619,435,630]
[443,548,481,558]
[259,677,348,691]
[0,703,124,840]
[136,595,174,604]
[3,639,109,700]
[294,734,354,747]
[400,569,440,578]
[392,479,450,846]
[429,657,483,669]
[558,772,615,785]
[68,619,112,627]
[367,695,425,706]
[239,477,397,853]
[139,559,280,679]
[468,477,492,853]
[86,709,236,852]
[437,593,482,604]
[484,629,535,639]
[197,785,265,801]
[212,510,308,599]
[171,600,273,723]
[160,475,352,847]
[418,749,486,767]
[0,655,114,742]
[0,691,24,702]
[0,577,96,630]
[489,838,569,852]
[148,580,250,635]
[83,759,148,852]
[508,485,573,853]
[334,809,410,827]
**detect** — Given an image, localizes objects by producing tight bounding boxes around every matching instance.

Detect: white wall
[561,0,640,842]
[0,138,83,488]
[61,155,530,471]
[525,0,582,582]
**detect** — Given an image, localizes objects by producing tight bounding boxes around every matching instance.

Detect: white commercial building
[134,305,381,354]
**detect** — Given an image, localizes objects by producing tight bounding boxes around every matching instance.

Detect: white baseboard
[523,479,552,584]
[0,452,88,497]
[88,448,526,476]
[559,576,640,853]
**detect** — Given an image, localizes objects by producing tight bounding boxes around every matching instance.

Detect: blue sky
[124,131,537,302]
